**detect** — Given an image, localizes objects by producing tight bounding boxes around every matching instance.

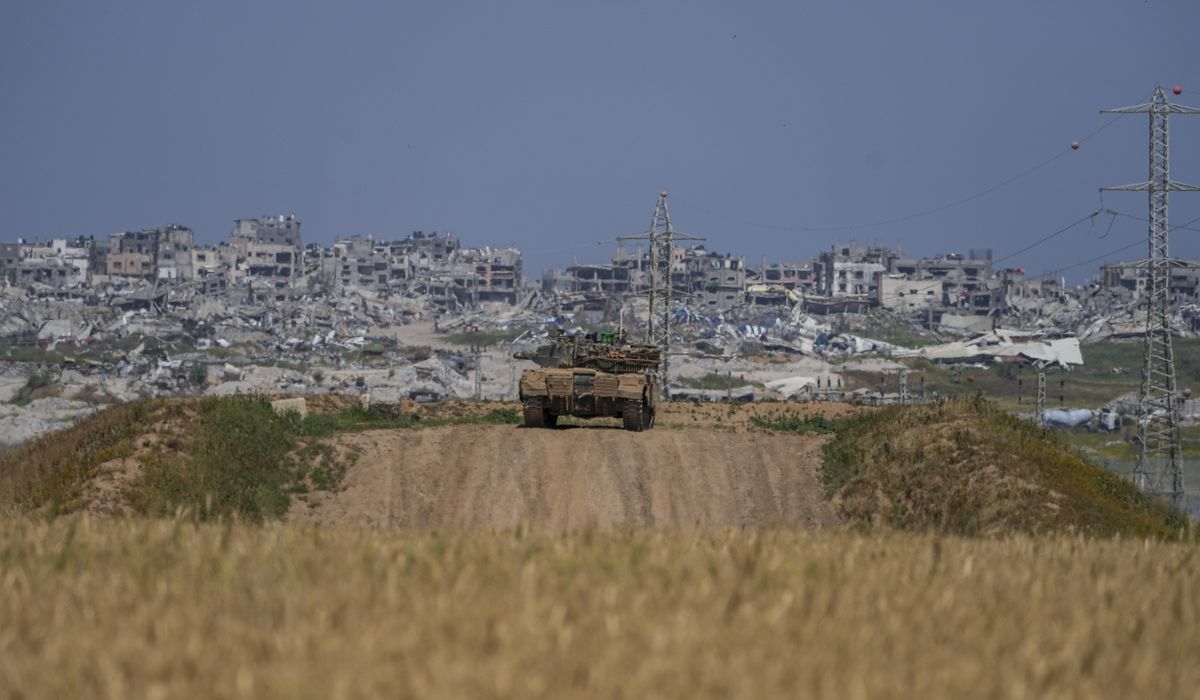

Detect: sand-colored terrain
[290,423,838,529]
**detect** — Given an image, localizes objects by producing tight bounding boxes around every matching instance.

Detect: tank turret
[514,329,660,374]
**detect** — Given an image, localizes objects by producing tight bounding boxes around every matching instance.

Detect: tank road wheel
[523,399,545,428]
[623,399,645,432]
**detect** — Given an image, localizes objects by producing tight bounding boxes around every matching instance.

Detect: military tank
[515,329,660,431]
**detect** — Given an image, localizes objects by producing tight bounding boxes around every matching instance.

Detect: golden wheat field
[0,518,1197,699]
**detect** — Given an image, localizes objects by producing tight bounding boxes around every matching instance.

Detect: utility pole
[472,345,483,401]
[618,192,702,397]
[1036,370,1046,427]
[1102,85,1200,507]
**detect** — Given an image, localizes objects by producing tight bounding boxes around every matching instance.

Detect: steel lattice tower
[1102,86,1200,507]
[620,192,701,396]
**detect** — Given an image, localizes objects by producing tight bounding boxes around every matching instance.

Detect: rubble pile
[5,216,1200,446]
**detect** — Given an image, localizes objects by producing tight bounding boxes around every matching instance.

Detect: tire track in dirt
[289,424,839,530]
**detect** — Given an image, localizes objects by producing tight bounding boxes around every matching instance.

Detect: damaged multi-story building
[105,228,159,281]
[316,232,523,309]
[761,262,818,293]
[876,275,943,311]
[460,247,523,304]
[230,215,301,288]
[889,249,995,308]
[694,251,746,311]
[816,243,897,298]
[1102,259,1200,302]
[8,237,94,289]
[5,203,1191,348]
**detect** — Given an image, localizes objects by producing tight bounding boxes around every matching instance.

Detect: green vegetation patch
[868,339,1200,419]
[134,397,307,521]
[133,398,517,521]
[0,396,523,521]
[0,400,163,513]
[8,372,59,406]
[820,397,1190,538]
[751,411,842,434]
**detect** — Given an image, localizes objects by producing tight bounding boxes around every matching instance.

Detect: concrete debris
[3,226,1198,447]
[271,397,308,417]
[764,376,818,398]
[897,331,1083,369]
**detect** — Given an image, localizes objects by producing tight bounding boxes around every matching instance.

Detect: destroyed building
[762,263,818,293]
[459,247,523,304]
[155,225,195,282]
[545,264,633,295]
[890,249,994,307]
[230,215,301,285]
[102,225,195,283]
[1102,260,1200,302]
[4,204,1198,353]
[9,237,93,288]
[308,232,526,307]
[817,243,898,298]
[876,275,943,311]
[697,253,746,310]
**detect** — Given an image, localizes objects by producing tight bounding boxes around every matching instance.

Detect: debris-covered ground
[2,281,1199,452]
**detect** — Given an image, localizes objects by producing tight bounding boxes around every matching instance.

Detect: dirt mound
[824,397,1189,537]
[289,424,838,529]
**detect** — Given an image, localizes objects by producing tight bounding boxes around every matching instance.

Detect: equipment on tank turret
[516,329,660,431]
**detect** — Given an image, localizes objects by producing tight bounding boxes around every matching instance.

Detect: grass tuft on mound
[0,396,521,521]
[0,399,165,514]
[820,396,1190,538]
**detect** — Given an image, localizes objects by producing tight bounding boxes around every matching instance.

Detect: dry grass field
[2,517,1198,699]
[1,396,1196,698]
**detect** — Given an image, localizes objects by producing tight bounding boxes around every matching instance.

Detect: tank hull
[519,367,658,431]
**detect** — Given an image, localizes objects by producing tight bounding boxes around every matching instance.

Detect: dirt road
[290,424,838,529]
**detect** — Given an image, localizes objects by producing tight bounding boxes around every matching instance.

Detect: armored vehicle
[515,330,660,431]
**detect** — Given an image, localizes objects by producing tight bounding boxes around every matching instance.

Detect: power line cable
[1109,210,1200,234]
[992,210,1104,265]
[1030,238,1145,281]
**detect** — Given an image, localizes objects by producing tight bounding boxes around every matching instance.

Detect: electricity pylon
[1102,85,1200,508]
[619,192,702,396]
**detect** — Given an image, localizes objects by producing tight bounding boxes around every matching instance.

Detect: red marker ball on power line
[1071,141,1080,150]
[1174,85,1183,95]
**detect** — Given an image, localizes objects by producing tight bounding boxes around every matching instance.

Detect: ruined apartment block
[230,215,301,286]
[876,275,943,311]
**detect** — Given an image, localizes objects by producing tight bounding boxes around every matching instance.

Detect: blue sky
[2,1,1198,280]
